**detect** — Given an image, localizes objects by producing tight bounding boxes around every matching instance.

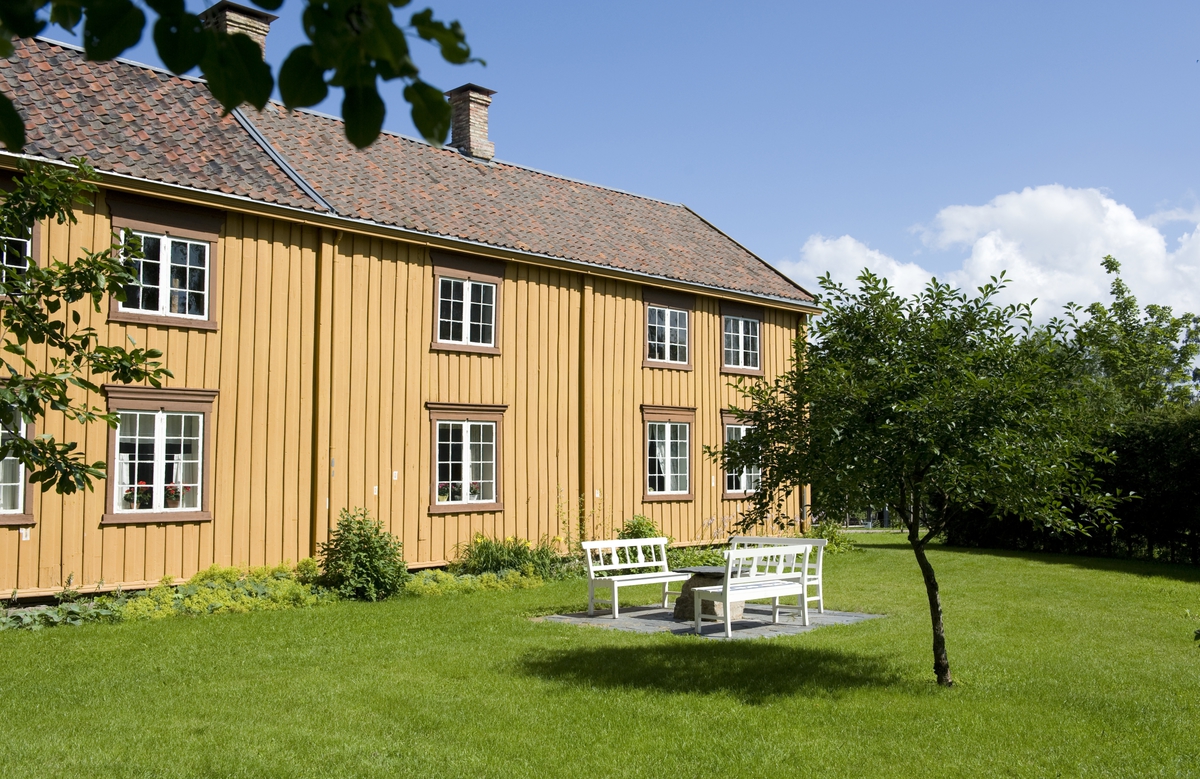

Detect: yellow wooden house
[0,11,816,597]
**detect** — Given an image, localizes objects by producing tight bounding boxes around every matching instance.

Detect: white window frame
[0,420,27,514]
[435,419,497,505]
[113,409,204,514]
[647,305,689,364]
[647,421,690,495]
[724,424,761,495]
[436,277,497,348]
[723,316,760,369]
[119,229,210,320]
[0,234,30,286]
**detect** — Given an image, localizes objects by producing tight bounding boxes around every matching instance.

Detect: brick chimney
[445,84,496,160]
[199,1,278,55]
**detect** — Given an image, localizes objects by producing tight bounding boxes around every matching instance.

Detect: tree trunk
[909,539,953,686]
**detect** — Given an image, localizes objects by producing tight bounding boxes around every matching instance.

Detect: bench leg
[661,582,670,609]
[694,591,702,634]
[772,596,780,624]
[801,581,809,626]
[724,600,732,638]
[611,580,620,619]
[817,580,824,613]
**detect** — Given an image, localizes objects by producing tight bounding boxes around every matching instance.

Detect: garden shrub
[114,563,333,621]
[319,507,408,600]
[617,515,661,540]
[666,545,727,569]
[452,534,581,580]
[805,517,858,554]
[403,568,543,596]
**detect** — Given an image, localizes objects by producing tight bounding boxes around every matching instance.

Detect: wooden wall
[0,189,803,594]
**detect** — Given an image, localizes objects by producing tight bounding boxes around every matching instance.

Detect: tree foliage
[0,158,172,494]
[718,270,1120,685]
[0,0,480,152]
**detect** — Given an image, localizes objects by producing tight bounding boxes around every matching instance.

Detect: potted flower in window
[469,481,482,500]
[123,481,152,510]
[164,484,190,509]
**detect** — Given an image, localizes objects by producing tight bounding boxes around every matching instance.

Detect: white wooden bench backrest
[722,545,811,591]
[730,536,825,580]
[581,537,671,577]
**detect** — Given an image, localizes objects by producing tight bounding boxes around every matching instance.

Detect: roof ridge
[33,35,210,86]
[278,102,687,209]
[231,108,334,213]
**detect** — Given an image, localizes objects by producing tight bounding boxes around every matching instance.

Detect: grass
[1,534,1198,778]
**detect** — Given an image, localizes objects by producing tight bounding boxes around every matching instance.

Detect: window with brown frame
[430,250,505,355]
[721,301,765,377]
[721,410,762,500]
[107,192,222,331]
[0,418,35,527]
[643,287,694,370]
[100,385,218,525]
[427,402,506,514]
[642,405,695,501]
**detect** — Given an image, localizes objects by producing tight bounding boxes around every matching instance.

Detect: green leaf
[2,1,50,37]
[47,1,82,31]
[81,0,145,61]
[278,46,329,108]
[343,85,385,148]
[404,80,451,145]
[199,31,274,112]
[250,0,284,10]
[152,12,206,74]
[0,93,26,151]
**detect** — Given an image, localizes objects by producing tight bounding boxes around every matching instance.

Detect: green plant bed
[1,535,1197,777]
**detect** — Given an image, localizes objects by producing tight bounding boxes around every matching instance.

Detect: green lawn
[2,534,1197,778]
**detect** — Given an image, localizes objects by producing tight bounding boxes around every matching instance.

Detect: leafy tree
[1076,255,1200,414]
[0,0,480,151]
[719,271,1119,686]
[0,158,171,494]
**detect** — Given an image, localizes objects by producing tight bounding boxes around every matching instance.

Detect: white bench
[582,537,690,618]
[729,535,826,614]
[693,545,815,637]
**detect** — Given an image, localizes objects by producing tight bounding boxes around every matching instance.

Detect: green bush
[319,507,408,601]
[666,545,727,569]
[805,518,857,554]
[403,568,543,596]
[452,534,581,580]
[617,515,661,540]
[114,563,334,621]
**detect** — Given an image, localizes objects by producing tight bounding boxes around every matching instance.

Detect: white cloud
[780,185,1200,319]
[776,234,934,300]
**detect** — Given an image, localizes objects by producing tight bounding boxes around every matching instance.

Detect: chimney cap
[445,83,497,98]
[199,1,279,25]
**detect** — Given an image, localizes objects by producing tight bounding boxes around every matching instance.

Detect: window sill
[430,342,501,356]
[643,493,694,503]
[428,501,504,515]
[721,365,764,377]
[642,359,693,372]
[722,492,757,502]
[108,310,218,331]
[0,513,35,527]
[100,510,212,526]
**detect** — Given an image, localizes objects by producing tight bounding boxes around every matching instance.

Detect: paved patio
[537,603,882,640]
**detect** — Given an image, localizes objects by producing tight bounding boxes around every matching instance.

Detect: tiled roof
[0,38,325,212]
[3,38,812,304]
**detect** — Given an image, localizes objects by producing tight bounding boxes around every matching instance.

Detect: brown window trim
[0,420,37,527]
[720,409,757,501]
[107,192,222,332]
[99,384,218,526]
[641,404,695,502]
[430,250,505,355]
[720,301,765,377]
[642,287,695,371]
[426,402,506,514]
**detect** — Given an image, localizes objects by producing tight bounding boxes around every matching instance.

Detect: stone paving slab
[536,603,882,640]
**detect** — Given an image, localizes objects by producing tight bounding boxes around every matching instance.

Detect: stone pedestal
[672,574,744,622]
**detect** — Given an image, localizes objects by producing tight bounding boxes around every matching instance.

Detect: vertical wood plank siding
[0,191,801,593]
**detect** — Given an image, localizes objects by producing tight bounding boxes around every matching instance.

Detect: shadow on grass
[517,642,908,705]
[854,539,1200,584]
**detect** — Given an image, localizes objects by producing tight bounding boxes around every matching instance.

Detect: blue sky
[41,1,1200,313]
